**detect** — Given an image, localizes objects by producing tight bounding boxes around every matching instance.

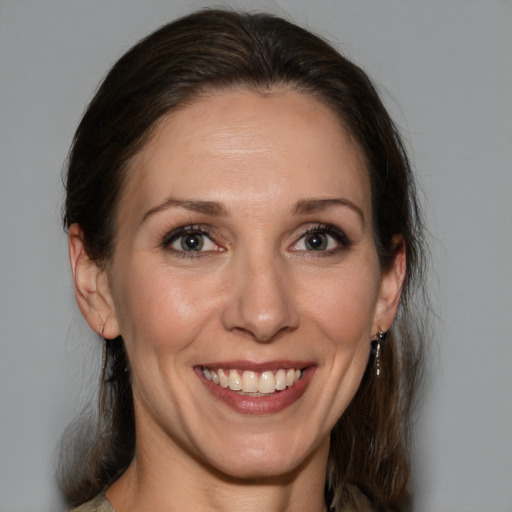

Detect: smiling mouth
[200,367,304,395]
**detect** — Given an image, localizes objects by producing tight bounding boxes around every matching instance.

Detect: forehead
[121,89,370,219]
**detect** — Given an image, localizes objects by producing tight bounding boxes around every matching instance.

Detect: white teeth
[286,368,295,387]
[217,368,229,388]
[242,371,259,393]
[258,371,275,394]
[228,369,242,390]
[203,366,303,394]
[275,369,287,390]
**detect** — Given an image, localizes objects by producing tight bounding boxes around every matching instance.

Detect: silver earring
[99,323,105,337]
[373,329,386,378]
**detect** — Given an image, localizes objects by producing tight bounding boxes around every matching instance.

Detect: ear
[372,236,406,335]
[68,224,120,339]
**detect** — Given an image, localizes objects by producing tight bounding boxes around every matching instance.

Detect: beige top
[71,493,114,512]
[71,485,376,512]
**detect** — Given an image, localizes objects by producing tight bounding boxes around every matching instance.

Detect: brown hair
[60,9,429,511]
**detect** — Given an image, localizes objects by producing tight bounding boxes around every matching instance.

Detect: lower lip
[196,367,314,415]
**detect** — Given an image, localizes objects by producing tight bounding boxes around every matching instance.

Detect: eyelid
[162,224,207,245]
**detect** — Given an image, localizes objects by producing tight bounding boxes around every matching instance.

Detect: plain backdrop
[1,1,511,511]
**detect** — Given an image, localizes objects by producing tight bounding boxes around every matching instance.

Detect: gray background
[1,1,511,511]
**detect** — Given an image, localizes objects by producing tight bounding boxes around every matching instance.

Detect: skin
[69,89,405,512]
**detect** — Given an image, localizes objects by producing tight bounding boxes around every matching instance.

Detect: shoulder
[70,492,115,512]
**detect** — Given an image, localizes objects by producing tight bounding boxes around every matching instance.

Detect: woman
[60,9,428,512]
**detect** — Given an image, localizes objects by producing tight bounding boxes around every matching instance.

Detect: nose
[221,251,299,342]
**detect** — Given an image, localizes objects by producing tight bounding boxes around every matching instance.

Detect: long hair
[60,9,430,511]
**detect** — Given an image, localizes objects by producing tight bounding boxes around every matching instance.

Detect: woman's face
[102,90,401,479]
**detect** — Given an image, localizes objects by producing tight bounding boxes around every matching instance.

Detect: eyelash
[161,225,220,259]
[161,223,351,258]
[292,224,352,255]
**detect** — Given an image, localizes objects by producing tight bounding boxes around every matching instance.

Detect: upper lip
[196,360,314,371]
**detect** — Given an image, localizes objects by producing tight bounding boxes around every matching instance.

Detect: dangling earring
[372,329,387,378]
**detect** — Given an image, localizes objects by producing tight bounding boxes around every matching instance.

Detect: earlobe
[373,236,406,334]
[68,224,120,339]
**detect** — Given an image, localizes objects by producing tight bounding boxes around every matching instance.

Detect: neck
[107,436,330,512]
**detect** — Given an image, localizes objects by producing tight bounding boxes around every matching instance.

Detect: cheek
[112,260,222,355]
[301,264,381,345]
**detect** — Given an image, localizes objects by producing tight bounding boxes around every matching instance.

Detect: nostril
[230,324,297,343]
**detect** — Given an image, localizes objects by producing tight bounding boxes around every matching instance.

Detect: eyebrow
[141,196,364,225]
[294,198,365,225]
[141,197,229,224]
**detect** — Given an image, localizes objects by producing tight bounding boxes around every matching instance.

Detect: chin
[212,456,302,482]
[203,431,325,482]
